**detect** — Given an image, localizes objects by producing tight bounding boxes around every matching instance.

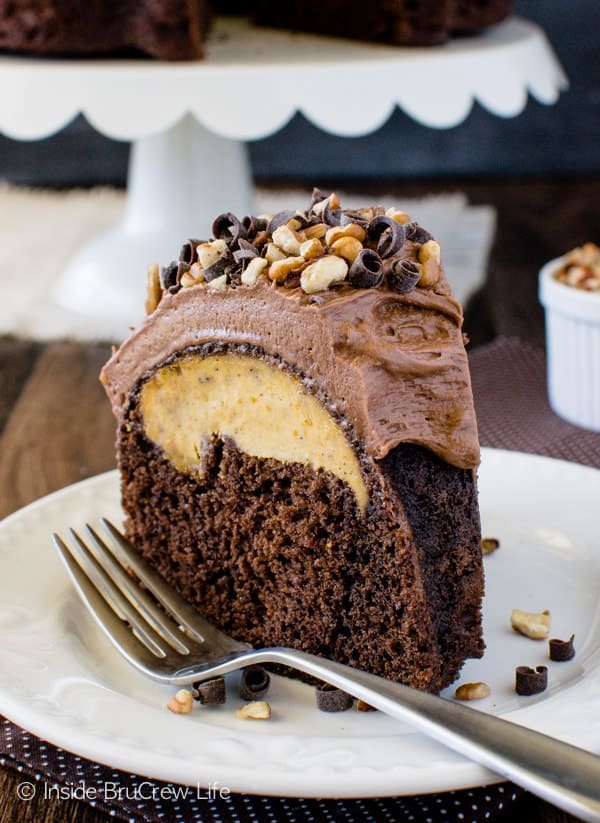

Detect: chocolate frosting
[101,276,480,470]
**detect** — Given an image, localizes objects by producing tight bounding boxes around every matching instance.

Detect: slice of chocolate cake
[101,191,484,693]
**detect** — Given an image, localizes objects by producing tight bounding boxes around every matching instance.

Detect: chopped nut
[418,240,441,288]
[265,242,287,264]
[300,255,348,294]
[356,699,376,712]
[167,689,193,714]
[268,255,306,283]
[235,700,271,720]
[454,681,491,701]
[325,224,366,246]
[144,263,162,314]
[481,537,500,555]
[207,274,228,292]
[304,222,328,240]
[241,256,268,286]
[511,609,551,640]
[197,238,227,270]
[385,207,411,224]
[330,236,363,263]
[180,262,205,288]
[299,237,324,260]
[272,224,303,256]
[419,239,441,264]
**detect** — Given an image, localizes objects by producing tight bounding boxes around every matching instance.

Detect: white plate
[1,448,599,797]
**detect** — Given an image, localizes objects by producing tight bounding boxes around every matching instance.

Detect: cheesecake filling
[140,353,368,514]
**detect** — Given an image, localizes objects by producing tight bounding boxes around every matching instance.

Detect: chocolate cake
[0,0,210,60]
[101,191,484,693]
[0,1,512,60]
[252,0,514,47]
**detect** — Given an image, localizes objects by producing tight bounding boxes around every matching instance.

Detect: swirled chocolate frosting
[102,191,479,470]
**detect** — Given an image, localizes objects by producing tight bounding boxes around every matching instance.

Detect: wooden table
[1,177,598,822]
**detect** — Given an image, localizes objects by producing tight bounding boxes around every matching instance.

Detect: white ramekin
[539,255,600,431]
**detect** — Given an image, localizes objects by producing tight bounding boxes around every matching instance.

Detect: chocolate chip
[367,215,406,258]
[211,212,246,248]
[193,676,226,705]
[348,249,384,288]
[405,222,433,244]
[203,249,234,282]
[386,259,420,293]
[310,187,328,207]
[233,238,259,264]
[179,238,201,265]
[549,634,575,661]
[315,682,353,712]
[515,665,548,696]
[240,665,271,700]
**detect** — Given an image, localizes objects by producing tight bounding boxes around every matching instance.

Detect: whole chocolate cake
[0,1,512,59]
[101,191,484,693]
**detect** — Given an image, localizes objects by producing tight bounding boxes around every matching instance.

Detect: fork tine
[53,533,167,667]
[84,524,190,655]
[56,530,167,659]
[101,518,249,653]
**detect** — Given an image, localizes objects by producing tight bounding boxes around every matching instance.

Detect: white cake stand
[0,16,567,327]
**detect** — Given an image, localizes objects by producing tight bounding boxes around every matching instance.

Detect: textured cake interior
[119,344,483,693]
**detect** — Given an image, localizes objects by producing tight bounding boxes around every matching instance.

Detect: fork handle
[238,647,600,822]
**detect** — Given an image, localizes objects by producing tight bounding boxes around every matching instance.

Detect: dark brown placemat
[4,336,599,823]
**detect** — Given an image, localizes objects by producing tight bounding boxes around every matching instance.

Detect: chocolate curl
[386,258,421,294]
[549,634,575,661]
[311,193,342,227]
[315,683,353,712]
[179,238,202,265]
[161,260,190,290]
[211,212,246,248]
[405,222,433,244]
[193,676,226,705]
[239,666,271,700]
[348,249,384,289]
[266,210,296,235]
[242,215,267,237]
[515,665,548,696]
[367,215,406,258]
[340,209,370,230]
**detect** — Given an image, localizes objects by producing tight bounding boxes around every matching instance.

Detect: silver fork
[53,519,600,822]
